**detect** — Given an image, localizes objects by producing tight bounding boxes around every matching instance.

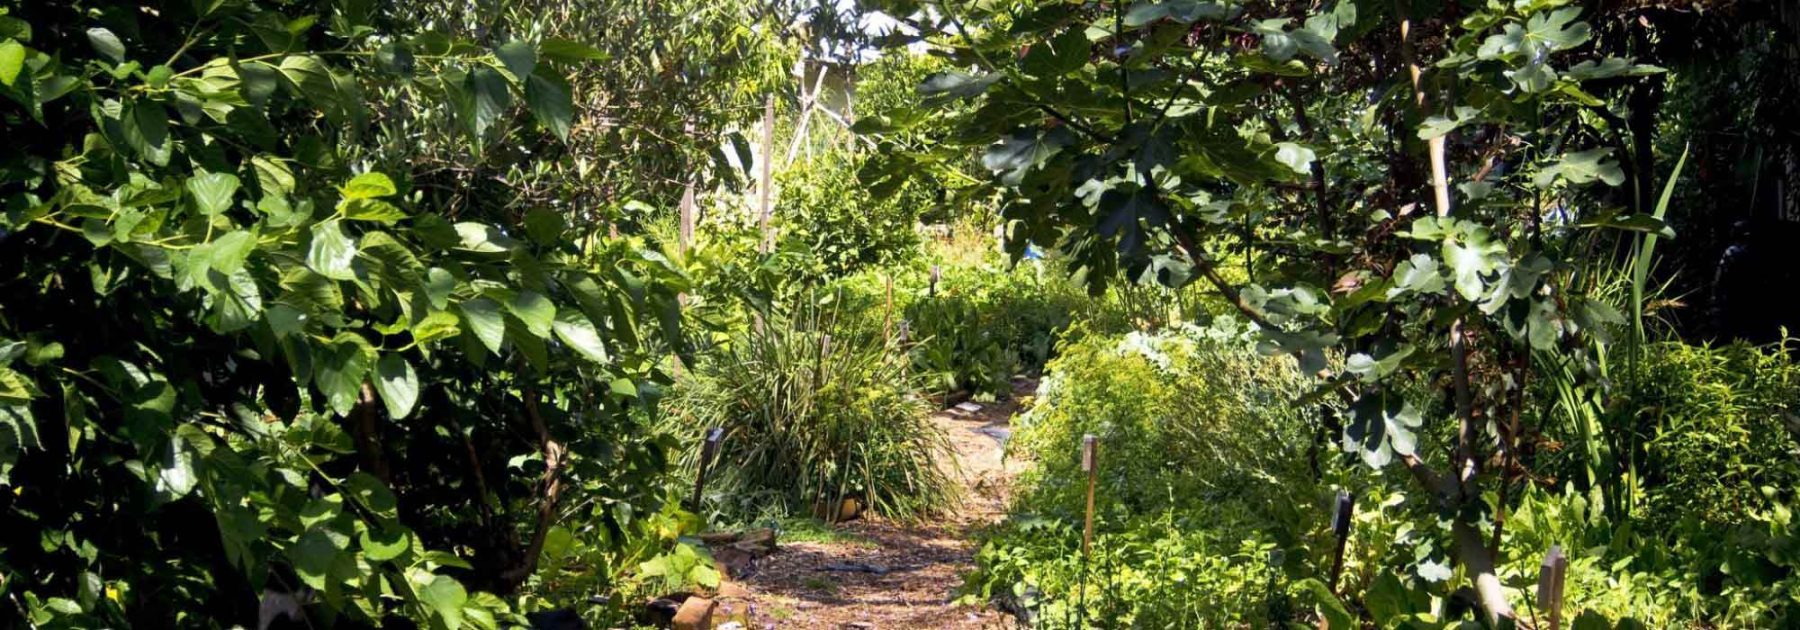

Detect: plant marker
[1329,490,1355,593]
[690,427,725,512]
[1537,545,1568,630]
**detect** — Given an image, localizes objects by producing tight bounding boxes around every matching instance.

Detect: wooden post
[929,265,941,297]
[1329,490,1355,593]
[690,428,724,512]
[883,273,894,341]
[1078,434,1098,627]
[1537,545,1568,630]
[678,180,696,255]
[757,94,775,253]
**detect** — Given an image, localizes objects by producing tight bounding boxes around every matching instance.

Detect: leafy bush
[1009,320,1321,516]
[664,304,955,521]
[777,153,922,279]
[1633,339,1800,528]
[965,322,1337,626]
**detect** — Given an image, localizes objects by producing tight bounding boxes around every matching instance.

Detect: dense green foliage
[965,323,1327,626]
[0,0,809,625]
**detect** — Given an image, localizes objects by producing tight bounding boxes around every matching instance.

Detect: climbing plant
[0,0,694,626]
[861,0,1669,622]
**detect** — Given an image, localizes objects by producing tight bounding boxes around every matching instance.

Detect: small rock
[671,596,715,630]
[954,401,983,413]
[711,546,756,580]
[717,623,746,630]
[716,581,753,600]
[843,623,876,629]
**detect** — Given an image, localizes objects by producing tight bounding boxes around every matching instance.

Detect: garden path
[715,379,1035,629]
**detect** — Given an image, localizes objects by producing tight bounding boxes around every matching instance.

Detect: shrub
[965,322,1336,626]
[664,304,955,522]
[1633,339,1800,528]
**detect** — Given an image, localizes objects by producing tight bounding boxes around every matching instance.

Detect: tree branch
[501,386,566,586]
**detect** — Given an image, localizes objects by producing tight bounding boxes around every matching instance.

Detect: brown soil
[715,380,1034,629]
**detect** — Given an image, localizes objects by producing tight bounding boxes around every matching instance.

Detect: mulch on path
[713,379,1034,629]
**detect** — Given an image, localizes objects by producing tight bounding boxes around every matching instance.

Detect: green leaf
[424,268,455,309]
[505,291,556,339]
[416,573,468,630]
[551,310,609,364]
[459,299,505,354]
[186,171,241,216]
[1345,394,1422,468]
[1,404,41,484]
[919,71,1000,101]
[1534,149,1626,189]
[1273,142,1315,176]
[306,220,358,280]
[1297,578,1353,630]
[453,222,520,253]
[523,208,566,245]
[208,230,256,275]
[154,432,199,499]
[374,42,415,77]
[340,198,406,222]
[539,38,607,62]
[372,353,418,419]
[86,27,124,63]
[290,528,345,590]
[0,39,23,87]
[467,65,511,138]
[524,73,573,141]
[122,99,172,166]
[315,333,373,417]
[495,40,536,80]
[340,172,397,200]
[360,527,409,562]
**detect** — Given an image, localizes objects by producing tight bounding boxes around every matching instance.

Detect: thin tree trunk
[1396,3,1514,623]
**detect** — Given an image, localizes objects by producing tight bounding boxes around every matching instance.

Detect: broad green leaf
[122,99,172,166]
[340,198,406,222]
[453,222,520,253]
[1534,149,1625,189]
[919,71,1000,100]
[360,527,409,562]
[467,66,511,138]
[289,528,345,590]
[314,333,373,417]
[458,298,505,354]
[410,310,461,347]
[1273,142,1315,176]
[524,73,573,141]
[424,267,455,309]
[0,39,23,87]
[208,230,256,275]
[523,208,566,245]
[374,42,415,76]
[186,171,241,216]
[372,353,418,419]
[539,38,607,62]
[340,172,397,200]
[416,573,468,629]
[1344,394,1422,468]
[495,40,536,80]
[551,310,608,363]
[306,220,358,280]
[86,27,124,62]
[505,291,555,339]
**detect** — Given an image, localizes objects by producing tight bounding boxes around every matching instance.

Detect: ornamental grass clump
[667,306,956,522]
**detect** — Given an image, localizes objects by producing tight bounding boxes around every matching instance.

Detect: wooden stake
[929,265,941,298]
[1329,490,1355,593]
[1537,545,1568,630]
[1079,434,1098,627]
[757,94,775,253]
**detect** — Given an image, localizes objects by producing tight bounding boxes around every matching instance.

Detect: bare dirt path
[720,380,1034,629]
